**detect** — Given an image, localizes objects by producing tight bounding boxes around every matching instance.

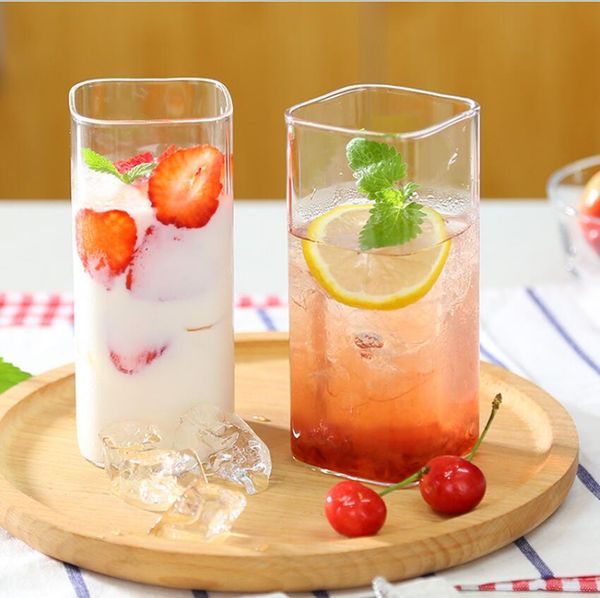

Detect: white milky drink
[69,78,234,464]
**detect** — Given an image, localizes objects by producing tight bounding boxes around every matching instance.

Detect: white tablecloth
[0,284,599,597]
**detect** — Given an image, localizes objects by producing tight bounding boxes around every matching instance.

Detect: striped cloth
[0,292,286,328]
[0,286,599,596]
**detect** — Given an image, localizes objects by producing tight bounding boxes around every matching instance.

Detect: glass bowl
[548,155,600,321]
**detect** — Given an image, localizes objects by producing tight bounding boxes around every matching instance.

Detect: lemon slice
[302,204,451,310]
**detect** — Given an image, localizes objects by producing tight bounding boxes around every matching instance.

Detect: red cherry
[322,397,501,535]
[324,480,387,537]
[419,455,486,515]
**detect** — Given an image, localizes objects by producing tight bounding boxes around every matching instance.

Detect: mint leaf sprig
[0,357,31,394]
[82,148,156,184]
[346,138,425,251]
[120,161,156,183]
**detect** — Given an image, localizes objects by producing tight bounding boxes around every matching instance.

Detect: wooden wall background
[0,2,598,200]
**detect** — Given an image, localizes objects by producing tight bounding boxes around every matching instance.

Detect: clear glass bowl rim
[284,83,479,140]
[547,154,600,223]
[69,77,233,126]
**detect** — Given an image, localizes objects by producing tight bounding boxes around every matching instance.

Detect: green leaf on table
[82,147,125,182]
[0,357,31,394]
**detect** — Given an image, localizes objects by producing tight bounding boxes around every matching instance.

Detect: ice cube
[150,480,246,540]
[127,216,229,302]
[101,421,163,447]
[354,332,384,350]
[354,332,384,359]
[174,405,272,494]
[80,170,150,211]
[101,421,202,511]
[110,448,202,511]
[101,421,162,475]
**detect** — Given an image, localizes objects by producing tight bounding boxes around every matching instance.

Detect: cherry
[323,394,502,537]
[324,480,387,537]
[419,455,486,514]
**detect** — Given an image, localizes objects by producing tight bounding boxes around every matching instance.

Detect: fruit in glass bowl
[579,170,600,255]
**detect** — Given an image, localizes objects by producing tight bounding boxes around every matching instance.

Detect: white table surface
[0,199,568,294]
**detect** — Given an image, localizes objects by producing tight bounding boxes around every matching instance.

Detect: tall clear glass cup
[69,78,234,464]
[286,85,480,484]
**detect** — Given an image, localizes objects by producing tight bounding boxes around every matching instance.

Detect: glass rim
[284,84,479,140]
[547,154,600,222]
[69,77,233,126]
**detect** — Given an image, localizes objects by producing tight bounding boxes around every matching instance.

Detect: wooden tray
[0,333,578,592]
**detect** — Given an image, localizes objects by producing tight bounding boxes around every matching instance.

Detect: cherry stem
[465,393,503,462]
[377,394,503,497]
[379,466,429,497]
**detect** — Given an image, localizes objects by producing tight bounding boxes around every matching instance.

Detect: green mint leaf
[346,138,406,200]
[121,161,156,184]
[402,181,419,199]
[359,199,426,251]
[346,138,424,249]
[346,138,402,172]
[0,357,31,394]
[82,148,125,182]
[355,162,401,200]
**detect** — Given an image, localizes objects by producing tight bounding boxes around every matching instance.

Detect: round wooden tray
[0,333,578,592]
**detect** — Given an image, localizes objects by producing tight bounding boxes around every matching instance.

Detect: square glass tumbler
[69,78,234,464]
[286,85,480,484]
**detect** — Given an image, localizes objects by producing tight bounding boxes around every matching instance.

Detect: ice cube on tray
[174,404,272,494]
[101,422,202,511]
[150,479,247,540]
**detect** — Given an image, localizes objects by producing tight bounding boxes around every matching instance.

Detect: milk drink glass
[69,78,234,464]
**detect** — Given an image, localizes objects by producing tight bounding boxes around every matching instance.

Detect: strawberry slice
[125,226,155,291]
[114,152,154,174]
[158,145,178,163]
[148,145,224,228]
[110,345,168,375]
[76,209,137,287]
